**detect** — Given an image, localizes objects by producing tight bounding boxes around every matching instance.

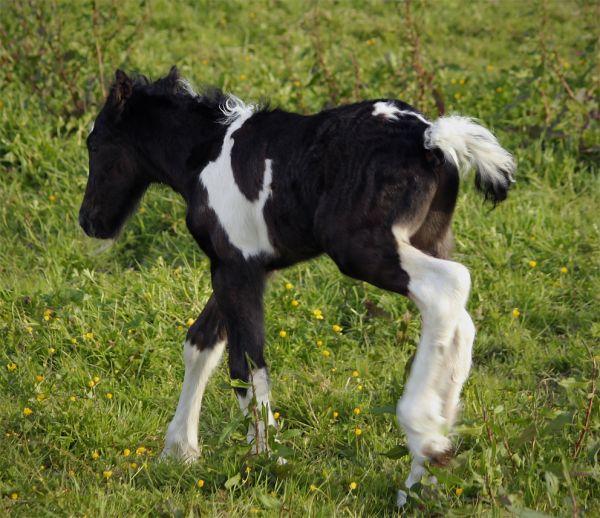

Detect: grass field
[1,0,598,515]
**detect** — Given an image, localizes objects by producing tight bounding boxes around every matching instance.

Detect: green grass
[1,0,598,515]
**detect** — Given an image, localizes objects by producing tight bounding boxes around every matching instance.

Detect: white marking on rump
[162,340,226,461]
[372,101,430,125]
[199,110,275,259]
[237,367,276,453]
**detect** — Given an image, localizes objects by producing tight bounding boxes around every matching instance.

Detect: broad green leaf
[224,473,241,490]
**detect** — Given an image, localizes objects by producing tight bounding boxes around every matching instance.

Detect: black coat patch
[230,119,268,201]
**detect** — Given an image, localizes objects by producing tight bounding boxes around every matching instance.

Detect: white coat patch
[199,111,275,259]
[372,101,430,125]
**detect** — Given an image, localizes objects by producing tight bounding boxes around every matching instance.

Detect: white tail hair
[423,115,516,202]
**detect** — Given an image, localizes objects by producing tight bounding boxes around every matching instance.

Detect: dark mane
[113,67,231,114]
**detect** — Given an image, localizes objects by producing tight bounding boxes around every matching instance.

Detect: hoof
[419,433,451,462]
[397,489,408,507]
[427,447,453,467]
[160,442,200,463]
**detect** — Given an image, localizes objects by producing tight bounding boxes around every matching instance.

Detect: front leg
[211,262,275,454]
[162,295,226,462]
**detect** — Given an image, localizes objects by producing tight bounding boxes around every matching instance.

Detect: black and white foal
[79,67,515,504]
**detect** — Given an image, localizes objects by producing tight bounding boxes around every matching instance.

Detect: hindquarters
[409,161,459,259]
[316,144,460,291]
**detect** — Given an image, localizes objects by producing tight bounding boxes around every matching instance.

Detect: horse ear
[109,69,133,108]
[167,65,180,81]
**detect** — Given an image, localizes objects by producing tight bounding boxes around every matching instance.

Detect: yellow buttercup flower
[332,324,342,333]
[273,412,280,420]
[322,350,330,358]
[291,299,299,307]
[48,194,57,203]
[105,393,113,399]
[69,396,76,402]
[354,427,362,436]
[35,375,44,382]
[7,363,17,372]
[455,487,464,496]
[88,380,95,388]
[129,462,138,469]
[187,318,195,327]
[316,340,323,347]
[103,470,112,479]
[93,376,100,383]
[279,330,287,338]
[36,393,46,401]
[10,493,18,500]
[310,484,317,491]
[285,282,293,290]
[136,446,147,455]
[91,451,100,460]
[197,479,205,488]
[512,308,520,318]
[123,448,131,457]
[357,385,363,391]
[84,332,94,340]
[528,260,537,268]
[560,266,568,273]
[23,407,33,416]
[353,407,361,415]
[351,370,359,377]
[332,411,339,418]
[48,347,56,354]
[349,481,357,490]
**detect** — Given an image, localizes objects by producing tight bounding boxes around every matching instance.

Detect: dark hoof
[426,447,453,467]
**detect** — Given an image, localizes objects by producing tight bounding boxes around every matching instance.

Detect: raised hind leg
[322,219,472,505]
[439,309,475,428]
[392,225,472,497]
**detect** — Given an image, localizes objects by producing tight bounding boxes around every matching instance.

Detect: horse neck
[133,101,227,202]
